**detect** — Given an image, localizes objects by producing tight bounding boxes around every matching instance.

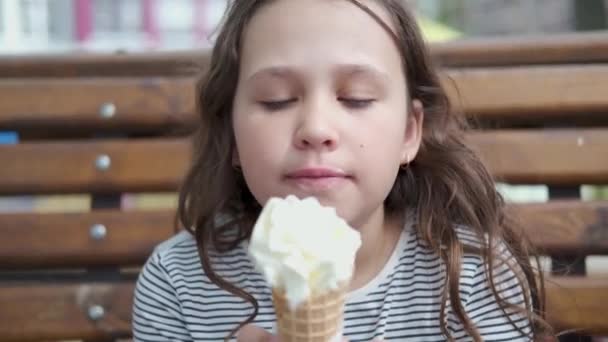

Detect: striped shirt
[133,220,532,341]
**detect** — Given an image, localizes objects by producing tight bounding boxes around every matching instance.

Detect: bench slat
[469,129,608,185]
[433,31,608,67]
[0,138,191,194]
[0,77,195,133]
[0,201,605,269]
[0,282,133,342]
[0,210,175,269]
[2,66,608,135]
[508,200,608,255]
[0,32,606,78]
[0,276,605,341]
[0,129,606,195]
[444,65,608,122]
[545,276,608,335]
[0,51,207,77]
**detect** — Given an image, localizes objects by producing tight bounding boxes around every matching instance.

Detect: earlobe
[400,153,411,170]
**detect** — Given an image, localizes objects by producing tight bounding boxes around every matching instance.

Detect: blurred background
[0,0,607,54]
[1,0,607,267]
[1,3,607,341]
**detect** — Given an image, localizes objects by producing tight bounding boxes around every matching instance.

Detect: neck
[350,207,404,291]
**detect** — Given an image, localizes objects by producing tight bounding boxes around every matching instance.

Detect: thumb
[236,324,277,342]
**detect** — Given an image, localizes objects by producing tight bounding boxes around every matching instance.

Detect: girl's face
[232,0,422,228]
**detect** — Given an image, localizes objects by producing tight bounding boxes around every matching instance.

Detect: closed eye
[338,97,375,109]
[259,98,297,111]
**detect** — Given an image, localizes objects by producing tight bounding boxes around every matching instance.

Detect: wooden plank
[3,66,607,135]
[0,210,176,269]
[1,65,607,135]
[0,51,208,77]
[0,129,605,195]
[468,129,608,185]
[0,201,605,269]
[0,77,196,134]
[0,276,605,341]
[1,32,606,78]
[0,138,192,195]
[507,200,608,255]
[545,276,608,335]
[0,282,133,342]
[433,31,608,67]
[444,65,608,123]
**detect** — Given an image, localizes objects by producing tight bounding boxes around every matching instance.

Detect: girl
[133,0,551,341]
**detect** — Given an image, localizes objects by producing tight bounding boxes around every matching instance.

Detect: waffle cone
[272,284,348,342]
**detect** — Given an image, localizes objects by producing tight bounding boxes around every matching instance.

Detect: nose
[293,104,339,151]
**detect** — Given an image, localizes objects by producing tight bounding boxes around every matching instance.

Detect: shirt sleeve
[132,252,193,342]
[461,252,534,342]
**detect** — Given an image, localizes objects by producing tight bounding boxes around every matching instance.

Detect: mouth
[284,167,352,192]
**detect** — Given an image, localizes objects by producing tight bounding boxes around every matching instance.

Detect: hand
[236,324,383,342]
[236,324,278,342]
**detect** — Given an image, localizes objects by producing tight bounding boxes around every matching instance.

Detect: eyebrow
[245,64,390,83]
[245,66,297,83]
[334,64,390,83]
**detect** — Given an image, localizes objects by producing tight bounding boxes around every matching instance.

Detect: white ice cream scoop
[248,195,362,310]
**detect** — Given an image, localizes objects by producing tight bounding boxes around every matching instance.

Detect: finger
[236,324,276,342]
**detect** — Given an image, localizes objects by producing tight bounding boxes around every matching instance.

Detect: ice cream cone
[248,196,361,341]
[272,284,348,342]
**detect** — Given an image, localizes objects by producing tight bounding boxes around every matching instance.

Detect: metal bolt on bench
[95,154,112,171]
[88,305,105,321]
[90,224,107,241]
[99,102,117,119]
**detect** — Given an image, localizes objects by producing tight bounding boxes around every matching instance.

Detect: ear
[400,99,424,165]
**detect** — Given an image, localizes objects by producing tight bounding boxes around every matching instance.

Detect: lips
[284,167,351,192]
[285,168,348,179]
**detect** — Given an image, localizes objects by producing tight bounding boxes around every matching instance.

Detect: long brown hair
[177,0,552,340]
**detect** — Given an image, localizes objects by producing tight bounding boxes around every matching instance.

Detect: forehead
[239,0,403,78]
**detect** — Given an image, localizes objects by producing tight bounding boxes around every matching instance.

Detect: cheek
[357,137,402,204]
[235,113,284,156]
[233,115,286,200]
[359,138,401,180]
[234,133,275,205]
[234,125,268,171]
[358,111,407,159]
[355,110,406,183]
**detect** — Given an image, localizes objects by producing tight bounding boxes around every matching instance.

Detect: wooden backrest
[0,32,607,341]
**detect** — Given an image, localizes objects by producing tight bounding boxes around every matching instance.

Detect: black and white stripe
[133,222,532,341]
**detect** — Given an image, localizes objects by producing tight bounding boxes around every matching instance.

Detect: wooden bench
[0,31,607,341]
